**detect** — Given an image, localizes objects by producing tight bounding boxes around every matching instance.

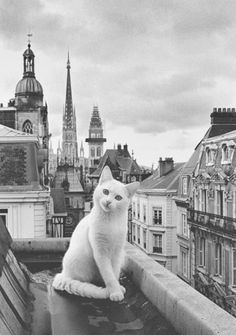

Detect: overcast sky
[1,0,236,167]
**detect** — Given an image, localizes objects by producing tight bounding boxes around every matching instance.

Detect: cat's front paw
[109,289,124,302]
[52,273,65,291]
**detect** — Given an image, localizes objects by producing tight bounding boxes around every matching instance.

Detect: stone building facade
[175,107,236,315]
[132,158,184,273]
[0,125,50,238]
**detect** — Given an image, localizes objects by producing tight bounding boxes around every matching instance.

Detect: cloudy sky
[1,0,236,167]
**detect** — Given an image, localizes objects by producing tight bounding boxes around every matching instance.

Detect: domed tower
[14,42,49,150]
[15,42,43,109]
[86,106,106,171]
[13,41,50,181]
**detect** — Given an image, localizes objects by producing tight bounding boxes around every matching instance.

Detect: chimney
[124,144,128,152]
[159,157,174,177]
[117,144,122,152]
[211,107,236,125]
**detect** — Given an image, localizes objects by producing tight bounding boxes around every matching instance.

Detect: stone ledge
[124,243,236,335]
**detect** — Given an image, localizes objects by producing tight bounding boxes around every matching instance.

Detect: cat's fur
[52,166,140,301]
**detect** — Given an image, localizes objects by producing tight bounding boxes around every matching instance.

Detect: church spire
[61,53,78,165]
[64,52,73,129]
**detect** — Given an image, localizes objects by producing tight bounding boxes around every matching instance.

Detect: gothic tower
[61,53,78,165]
[86,106,106,171]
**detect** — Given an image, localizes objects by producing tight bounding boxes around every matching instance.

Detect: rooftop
[2,220,236,335]
[139,162,184,191]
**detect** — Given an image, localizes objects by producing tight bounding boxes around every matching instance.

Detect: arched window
[22,120,33,134]
[91,147,95,158]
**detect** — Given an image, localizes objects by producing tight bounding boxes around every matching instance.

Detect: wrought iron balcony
[187,208,236,236]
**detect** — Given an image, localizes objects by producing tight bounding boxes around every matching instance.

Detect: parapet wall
[124,243,236,335]
[12,239,236,335]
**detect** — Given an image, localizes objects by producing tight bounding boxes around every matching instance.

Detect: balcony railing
[188,209,236,236]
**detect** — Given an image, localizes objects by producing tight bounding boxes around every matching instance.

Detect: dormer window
[205,144,217,166]
[221,140,235,165]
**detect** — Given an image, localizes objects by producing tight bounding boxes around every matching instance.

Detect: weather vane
[27,32,32,44]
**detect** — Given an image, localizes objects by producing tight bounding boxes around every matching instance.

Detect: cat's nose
[106,200,112,206]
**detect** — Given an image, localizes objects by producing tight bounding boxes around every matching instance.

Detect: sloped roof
[139,162,185,191]
[90,148,141,178]
[204,124,236,139]
[0,124,38,144]
[0,124,33,137]
[50,188,67,215]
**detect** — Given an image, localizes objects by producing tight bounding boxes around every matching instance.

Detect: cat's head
[93,166,140,213]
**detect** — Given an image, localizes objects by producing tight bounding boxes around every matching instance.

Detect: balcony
[188,209,236,236]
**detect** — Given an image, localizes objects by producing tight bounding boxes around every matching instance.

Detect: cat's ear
[125,182,140,198]
[99,166,113,184]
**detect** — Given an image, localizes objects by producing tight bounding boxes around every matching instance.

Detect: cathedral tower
[86,106,106,171]
[61,53,78,165]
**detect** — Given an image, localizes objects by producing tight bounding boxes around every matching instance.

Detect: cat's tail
[52,273,109,299]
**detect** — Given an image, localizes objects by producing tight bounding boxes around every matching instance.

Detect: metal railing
[188,209,236,235]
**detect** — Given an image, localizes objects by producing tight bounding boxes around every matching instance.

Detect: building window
[132,223,136,242]
[22,120,33,134]
[0,209,8,226]
[143,229,146,249]
[199,237,206,267]
[97,147,101,157]
[143,205,146,222]
[153,234,162,253]
[137,202,140,220]
[215,243,222,276]
[65,197,70,207]
[221,142,235,164]
[137,226,140,244]
[181,250,187,277]
[132,202,136,218]
[91,147,95,158]
[153,207,162,225]
[216,190,224,216]
[182,177,188,195]
[182,213,188,237]
[201,189,207,212]
[233,250,236,286]
[205,146,216,166]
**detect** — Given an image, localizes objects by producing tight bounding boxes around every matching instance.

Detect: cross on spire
[27,33,32,44]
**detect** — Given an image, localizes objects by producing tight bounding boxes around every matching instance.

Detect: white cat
[52,166,139,301]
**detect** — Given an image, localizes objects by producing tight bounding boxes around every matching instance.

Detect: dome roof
[15,77,43,96]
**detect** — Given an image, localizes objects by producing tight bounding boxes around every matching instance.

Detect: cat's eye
[115,195,123,201]
[103,189,109,195]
